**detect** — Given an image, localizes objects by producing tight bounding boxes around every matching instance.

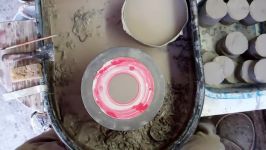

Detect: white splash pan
[122,0,189,47]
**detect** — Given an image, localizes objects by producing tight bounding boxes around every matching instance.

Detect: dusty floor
[0,0,22,22]
[0,0,37,149]
[0,86,37,150]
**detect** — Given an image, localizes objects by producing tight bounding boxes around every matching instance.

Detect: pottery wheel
[81,47,165,131]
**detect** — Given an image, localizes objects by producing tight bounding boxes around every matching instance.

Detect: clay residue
[11,64,43,82]
[57,36,195,150]
[43,0,197,149]
[53,60,75,86]
[58,32,76,50]
[65,40,75,50]
[63,82,194,150]
[42,0,58,26]
[72,8,103,42]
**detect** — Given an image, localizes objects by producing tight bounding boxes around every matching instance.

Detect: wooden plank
[0,20,41,92]
[0,20,45,112]
[0,20,37,52]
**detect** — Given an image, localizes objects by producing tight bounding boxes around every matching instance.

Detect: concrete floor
[0,0,38,149]
[0,0,22,22]
[0,86,38,150]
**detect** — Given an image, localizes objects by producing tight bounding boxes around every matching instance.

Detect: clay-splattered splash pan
[37,0,204,149]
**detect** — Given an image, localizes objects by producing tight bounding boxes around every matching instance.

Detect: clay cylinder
[214,56,236,78]
[220,0,249,25]
[226,68,240,84]
[216,32,248,57]
[199,0,227,27]
[250,59,266,83]
[239,60,255,83]
[241,0,266,26]
[226,60,242,84]
[245,34,266,59]
[204,62,225,85]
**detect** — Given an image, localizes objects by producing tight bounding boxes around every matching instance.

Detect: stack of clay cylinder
[199,0,266,27]
[204,32,266,85]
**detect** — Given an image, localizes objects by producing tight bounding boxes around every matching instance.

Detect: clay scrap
[11,64,43,82]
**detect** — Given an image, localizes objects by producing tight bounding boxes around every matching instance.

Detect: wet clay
[224,32,248,56]
[199,0,227,27]
[42,0,196,149]
[53,59,76,86]
[204,62,225,85]
[220,0,249,25]
[253,59,266,83]
[247,34,266,58]
[109,73,139,103]
[57,43,196,149]
[214,56,236,78]
[72,8,103,42]
[216,32,248,56]
[63,82,195,150]
[226,73,240,84]
[240,60,255,83]
[241,0,266,25]
[225,61,240,84]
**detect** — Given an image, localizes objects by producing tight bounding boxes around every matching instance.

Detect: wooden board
[0,20,44,112]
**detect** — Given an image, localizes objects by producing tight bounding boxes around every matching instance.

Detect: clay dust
[53,59,76,87]
[63,81,194,150]
[72,8,103,42]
